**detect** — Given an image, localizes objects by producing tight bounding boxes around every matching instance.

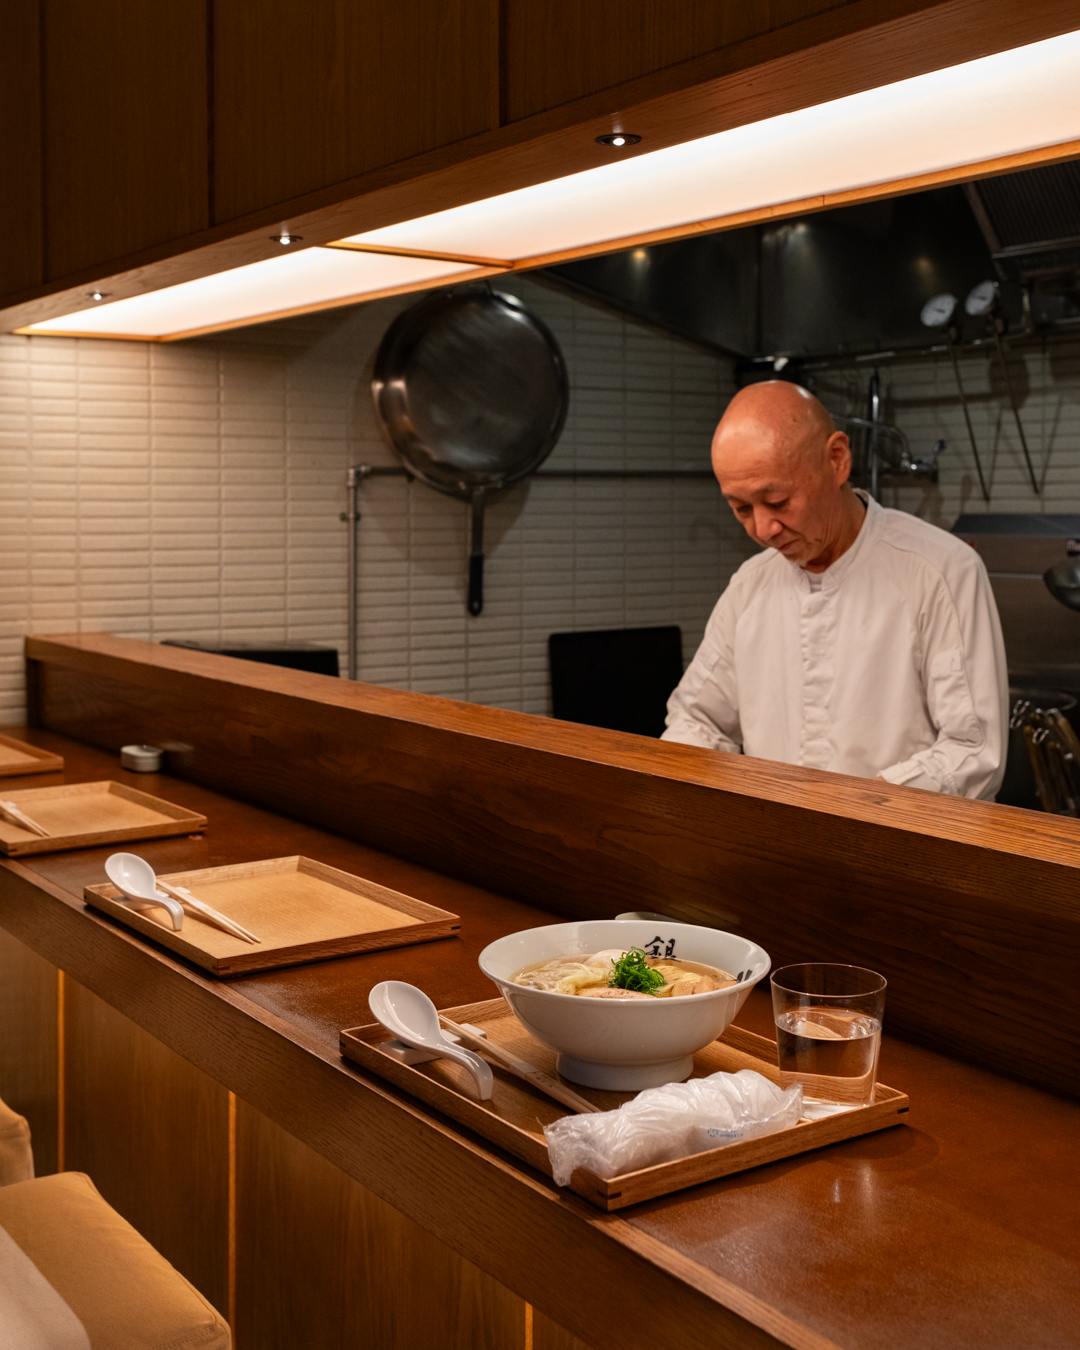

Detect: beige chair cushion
[0,1173,230,1350]
[0,1221,91,1350]
[0,1096,33,1187]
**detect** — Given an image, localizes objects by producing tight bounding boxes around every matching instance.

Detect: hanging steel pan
[372,288,569,615]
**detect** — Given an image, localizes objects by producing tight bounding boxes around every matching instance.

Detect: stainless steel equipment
[837,413,944,489]
[1007,689,1080,815]
[953,515,1080,690]
[1044,557,1080,611]
[372,287,569,616]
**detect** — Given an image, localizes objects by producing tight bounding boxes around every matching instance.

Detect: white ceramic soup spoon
[105,853,260,943]
[105,853,184,932]
[368,981,494,1101]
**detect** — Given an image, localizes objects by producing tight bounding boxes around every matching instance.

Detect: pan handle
[468,490,486,617]
[468,555,484,616]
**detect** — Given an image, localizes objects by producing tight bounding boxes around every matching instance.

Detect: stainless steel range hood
[539,162,1080,363]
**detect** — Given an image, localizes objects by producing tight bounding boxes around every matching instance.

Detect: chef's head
[712,381,855,570]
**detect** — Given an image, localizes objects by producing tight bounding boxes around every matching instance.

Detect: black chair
[163,639,339,677]
[548,626,684,738]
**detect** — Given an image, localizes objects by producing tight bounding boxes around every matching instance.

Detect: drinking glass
[771,964,886,1109]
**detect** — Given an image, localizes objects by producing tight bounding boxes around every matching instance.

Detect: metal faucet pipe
[344,464,416,681]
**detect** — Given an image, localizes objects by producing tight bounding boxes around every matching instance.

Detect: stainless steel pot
[372,288,569,615]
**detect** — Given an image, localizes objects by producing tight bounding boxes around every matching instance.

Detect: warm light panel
[21,249,484,340]
[18,30,1080,343]
[337,30,1080,262]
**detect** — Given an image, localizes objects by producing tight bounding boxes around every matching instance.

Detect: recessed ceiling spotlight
[595,133,641,147]
[271,230,302,246]
[87,290,110,302]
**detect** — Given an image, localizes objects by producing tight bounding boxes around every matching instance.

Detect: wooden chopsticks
[0,800,50,837]
[439,1015,600,1114]
[155,879,261,944]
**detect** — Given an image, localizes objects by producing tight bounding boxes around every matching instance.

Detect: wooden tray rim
[340,998,910,1211]
[84,853,461,976]
[0,731,64,777]
[0,779,207,855]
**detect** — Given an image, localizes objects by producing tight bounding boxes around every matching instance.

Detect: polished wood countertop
[2,728,1078,1350]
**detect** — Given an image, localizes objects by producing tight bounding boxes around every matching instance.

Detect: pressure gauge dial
[920,293,958,327]
[965,280,998,316]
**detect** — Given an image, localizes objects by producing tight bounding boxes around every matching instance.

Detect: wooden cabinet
[501,0,853,123]
[0,2,43,300]
[5,1,1080,325]
[211,0,499,224]
[41,0,209,282]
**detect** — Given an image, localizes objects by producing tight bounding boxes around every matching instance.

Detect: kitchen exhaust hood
[16,28,1080,343]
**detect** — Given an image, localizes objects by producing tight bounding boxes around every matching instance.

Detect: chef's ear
[827,430,852,486]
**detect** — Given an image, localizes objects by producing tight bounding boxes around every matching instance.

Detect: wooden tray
[0,732,64,778]
[84,855,462,976]
[340,999,910,1211]
[0,781,206,855]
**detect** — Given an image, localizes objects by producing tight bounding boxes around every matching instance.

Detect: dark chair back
[548,626,683,737]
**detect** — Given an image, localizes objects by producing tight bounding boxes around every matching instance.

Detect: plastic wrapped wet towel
[544,1069,803,1186]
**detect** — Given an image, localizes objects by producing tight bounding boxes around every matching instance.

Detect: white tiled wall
[0,276,752,721]
[816,336,1080,524]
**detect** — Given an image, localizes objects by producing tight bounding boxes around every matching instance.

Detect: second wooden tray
[0,780,206,855]
[340,999,909,1210]
[85,855,462,976]
[0,731,64,778]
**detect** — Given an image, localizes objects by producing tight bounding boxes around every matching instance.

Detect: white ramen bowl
[478,920,770,1090]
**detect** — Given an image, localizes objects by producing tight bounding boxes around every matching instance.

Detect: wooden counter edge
[24,632,1080,877]
[0,857,843,1350]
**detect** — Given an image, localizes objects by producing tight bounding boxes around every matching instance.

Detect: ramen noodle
[511,948,735,998]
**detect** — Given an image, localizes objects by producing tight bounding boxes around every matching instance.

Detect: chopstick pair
[152,878,260,944]
[0,799,50,837]
[439,1014,599,1114]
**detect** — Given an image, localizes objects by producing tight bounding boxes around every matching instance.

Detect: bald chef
[663,381,1008,799]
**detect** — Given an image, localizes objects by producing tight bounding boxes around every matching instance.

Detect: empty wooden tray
[0,781,206,856]
[84,855,462,976]
[340,998,910,1211]
[0,732,64,778]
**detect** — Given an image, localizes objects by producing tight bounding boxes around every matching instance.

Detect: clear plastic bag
[543,1069,803,1186]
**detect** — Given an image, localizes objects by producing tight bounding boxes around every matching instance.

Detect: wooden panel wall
[501,0,855,122]
[40,0,209,280]
[62,978,230,1315]
[234,1098,532,1350]
[0,926,596,1348]
[211,0,499,224]
[0,928,57,1176]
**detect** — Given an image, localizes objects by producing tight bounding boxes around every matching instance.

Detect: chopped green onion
[608,947,665,996]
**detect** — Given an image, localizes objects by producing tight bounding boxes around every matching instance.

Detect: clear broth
[511,950,735,997]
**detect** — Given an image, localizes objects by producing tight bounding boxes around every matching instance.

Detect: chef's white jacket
[663,493,1008,798]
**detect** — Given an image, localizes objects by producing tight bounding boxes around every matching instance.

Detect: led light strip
[18,28,1080,342]
[18,249,502,342]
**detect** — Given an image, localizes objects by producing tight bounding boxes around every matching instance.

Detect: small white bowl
[478,919,770,1090]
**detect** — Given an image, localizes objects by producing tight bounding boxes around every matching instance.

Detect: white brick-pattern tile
[0,278,750,720]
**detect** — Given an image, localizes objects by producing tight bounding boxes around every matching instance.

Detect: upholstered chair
[0,1093,231,1349]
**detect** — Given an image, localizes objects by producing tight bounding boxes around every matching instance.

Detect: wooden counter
[2,635,1079,1349]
